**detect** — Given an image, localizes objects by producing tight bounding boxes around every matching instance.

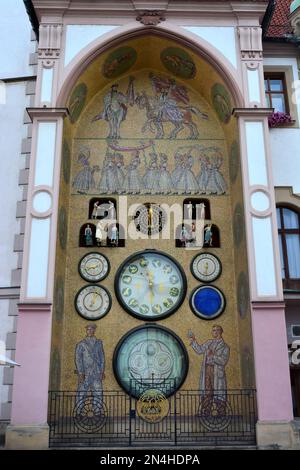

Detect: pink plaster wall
[252,305,293,421]
[10,309,52,424]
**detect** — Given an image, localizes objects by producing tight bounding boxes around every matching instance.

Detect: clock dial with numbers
[115,250,187,320]
[78,252,110,283]
[191,253,222,283]
[75,285,112,320]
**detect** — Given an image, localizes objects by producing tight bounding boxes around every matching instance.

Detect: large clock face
[113,325,189,398]
[75,285,112,320]
[115,250,187,320]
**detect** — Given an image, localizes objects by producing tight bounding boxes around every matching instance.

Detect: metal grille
[49,389,257,448]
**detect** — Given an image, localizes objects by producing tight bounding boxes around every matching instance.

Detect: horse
[135,91,208,139]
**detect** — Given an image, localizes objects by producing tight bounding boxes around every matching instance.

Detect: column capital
[233,107,274,118]
[26,107,69,122]
[237,26,263,60]
[38,23,63,59]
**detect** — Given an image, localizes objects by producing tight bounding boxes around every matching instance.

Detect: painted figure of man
[75,324,105,401]
[92,77,135,138]
[188,325,230,412]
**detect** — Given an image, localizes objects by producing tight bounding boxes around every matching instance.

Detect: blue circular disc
[190,286,225,320]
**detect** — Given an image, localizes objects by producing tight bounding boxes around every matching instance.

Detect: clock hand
[87,264,98,271]
[89,293,98,308]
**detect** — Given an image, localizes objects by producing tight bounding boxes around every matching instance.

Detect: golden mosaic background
[51,36,255,394]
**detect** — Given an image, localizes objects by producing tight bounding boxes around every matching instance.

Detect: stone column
[6,21,67,450]
[236,26,294,448]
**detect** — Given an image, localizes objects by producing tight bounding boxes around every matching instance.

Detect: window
[264,73,289,113]
[277,206,300,290]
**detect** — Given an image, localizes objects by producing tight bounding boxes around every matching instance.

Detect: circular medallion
[233,203,245,247]
[115,250,187,320]
[211,83,232,124]
[237,271,250,319]
[190,286,226,320]
[191,253,222,283]
[229,141,239,184]
[137,389,169,423]
[78,252,110,283]
[103,46,137,79]
[134,204,167,235]
[75,285,112,320]
[62,140,71,184]
[58,206,67,250]
[69,83,87,124]
[73,396,107,433]
[161,47,196,79]
[113,324,189,398]
[198,397,232,431]
[54,276,64,322]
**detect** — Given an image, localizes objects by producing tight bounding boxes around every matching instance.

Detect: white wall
[0,0,33,424]
[264,57,300,195]
[0,83,26,287]
[0,0,33,79]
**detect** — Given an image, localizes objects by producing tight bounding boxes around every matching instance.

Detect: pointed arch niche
[51,34,255,394]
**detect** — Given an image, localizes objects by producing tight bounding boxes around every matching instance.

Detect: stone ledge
[5,424,49,450]
[256,420,298,449]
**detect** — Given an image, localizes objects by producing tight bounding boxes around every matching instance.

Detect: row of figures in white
[72,147,228,195]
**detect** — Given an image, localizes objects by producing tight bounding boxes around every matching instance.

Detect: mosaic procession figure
[143,152,160,194]
[211,155,228,194]
[197,156,209,194]
[172,152,183,191]
[113,153,125,192]
[205,148,227,195]
[158,153,174,194]
[97,152,120,193]
[176,154,199,194]
[72,147,98,194]
[123,152,143,194]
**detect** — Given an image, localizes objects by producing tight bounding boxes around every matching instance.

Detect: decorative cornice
[136,10,165,26]
[251,301,286,310]
[26,107,69,121]
[0,287,20,300]
[233,107,274,118]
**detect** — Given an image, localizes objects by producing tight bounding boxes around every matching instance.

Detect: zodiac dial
[115,250,187,320]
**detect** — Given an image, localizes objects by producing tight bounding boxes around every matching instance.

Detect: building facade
[1,0,300,449]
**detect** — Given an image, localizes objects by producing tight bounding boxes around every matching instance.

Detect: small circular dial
[78,253,110,282]
[190,286,225,320]
[191,253,222,283]
[75,285,112,320]
[115,250,187,320]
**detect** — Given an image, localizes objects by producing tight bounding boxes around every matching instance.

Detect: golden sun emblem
[137,389,169,423]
